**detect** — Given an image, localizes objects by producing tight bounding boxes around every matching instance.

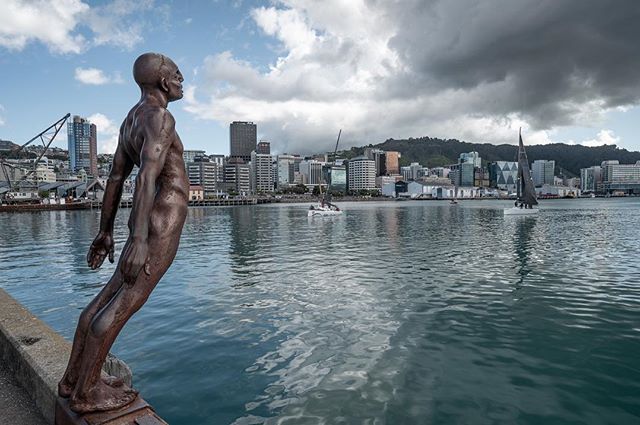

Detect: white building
[251,151,274,192]
[347,156,376,191]
[187,159,222,196]
[537,184,580,197]
[580,166,602,193]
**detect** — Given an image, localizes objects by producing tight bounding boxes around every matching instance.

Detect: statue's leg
[58,241,131,397]
[69,231,181,413]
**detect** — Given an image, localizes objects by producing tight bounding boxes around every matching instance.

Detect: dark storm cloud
[386,0,640,127]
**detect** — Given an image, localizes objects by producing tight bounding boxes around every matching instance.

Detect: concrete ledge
[0,289,133,424]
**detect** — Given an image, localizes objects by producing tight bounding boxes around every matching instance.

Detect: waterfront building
[183,150,205,164]
[347,156,376,191]
[251,151,274,192]
[323,164,347,193]
[537,184,580,198]
[299,159,324,186]
[580,166,602,193]
[276,154,296,188]
[400,162,425,181]
[430,167,450,178]
[257,141,271,154]
[364,148,387,176]
[532,160,555,187]
[449,162,474,186]
[67,115,97,176]
[223,157,251,195]
[188,185,204,201]
[459,151,481,167]
[489,161,518,192]
[600,160,640,194]
[187,156,223,197]
[385,151,401,175]
[230,121,257,162]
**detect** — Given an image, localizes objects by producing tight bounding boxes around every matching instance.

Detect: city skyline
[1,1,640,156]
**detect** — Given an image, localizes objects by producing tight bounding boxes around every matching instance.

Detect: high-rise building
[224,157,251,195]
[347,156,376,191]
[67,115,97,176]
[385,151,401,175]
[299,159,324,185]
[183,150,206,164]
[459,151,481,168]
[323,164,347,193]
[532,160,555,187]
[580,166,602,193]
[186,156,223,197]
[276,154,296,188]
[251,151,274,192]
[257,141,271,154]
[230,121,257,162]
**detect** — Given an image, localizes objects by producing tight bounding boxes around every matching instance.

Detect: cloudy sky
[1,0,639,155]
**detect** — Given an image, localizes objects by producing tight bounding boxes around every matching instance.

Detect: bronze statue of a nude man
[58,53,189,413]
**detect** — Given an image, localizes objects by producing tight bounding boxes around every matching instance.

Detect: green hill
[340,137,640,177]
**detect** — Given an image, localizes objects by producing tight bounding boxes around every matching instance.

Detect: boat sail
[308,130,344,217]
[505,129,539,215]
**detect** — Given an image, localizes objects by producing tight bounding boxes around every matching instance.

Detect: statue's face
[165,62,184,102]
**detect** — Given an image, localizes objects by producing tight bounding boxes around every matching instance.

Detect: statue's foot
[58,378,75,398]
[58,375,124,398]
[69,379,138,413]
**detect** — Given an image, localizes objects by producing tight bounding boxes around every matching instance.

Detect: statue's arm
[87,138,133,270]
[121,109,175,283]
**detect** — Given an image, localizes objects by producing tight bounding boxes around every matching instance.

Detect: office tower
[251,151,274,192]
[299,159,323,185]
[230,121,257,162]
[68,115,97,176]
[459,151,481,168]
[385,151,401,175]
[224,157,251,195]
[347,156,376,191]
[276,154,296,188]
[257,141,271,154]
[580,166,602,193]
[186,156,223,197]
[532,160,555,187]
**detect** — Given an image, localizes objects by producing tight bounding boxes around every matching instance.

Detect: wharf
[0,362,46,425]
[0,197,280,213]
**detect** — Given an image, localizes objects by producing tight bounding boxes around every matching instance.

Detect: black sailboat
[505,129,539,215]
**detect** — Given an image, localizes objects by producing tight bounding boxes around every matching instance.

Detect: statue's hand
[87,231,115,270]
[121,238,151,286]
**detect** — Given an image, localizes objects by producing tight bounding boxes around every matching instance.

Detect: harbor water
[1,199,639,424]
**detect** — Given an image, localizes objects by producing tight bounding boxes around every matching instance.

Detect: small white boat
[504,206,538,216]
[308,204,343,217]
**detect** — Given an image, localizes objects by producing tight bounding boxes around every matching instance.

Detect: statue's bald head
[133,52,177,88]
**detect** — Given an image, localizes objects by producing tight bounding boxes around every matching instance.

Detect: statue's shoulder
[141,107,176,134]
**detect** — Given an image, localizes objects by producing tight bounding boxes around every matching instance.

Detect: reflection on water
[1,199,640,425]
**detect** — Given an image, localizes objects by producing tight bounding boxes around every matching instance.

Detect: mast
[323,130,342,206]
[517,128,538,206]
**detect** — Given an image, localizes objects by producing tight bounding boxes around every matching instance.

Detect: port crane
[0,113,70,192]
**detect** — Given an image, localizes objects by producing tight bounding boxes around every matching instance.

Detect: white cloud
[88,113,119,154]
[0,0,154,54]
[184,1,637,154]
[581,129,620,147]
[0,104,5,126]
[74,67,123,85]
[0,0,89,53]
